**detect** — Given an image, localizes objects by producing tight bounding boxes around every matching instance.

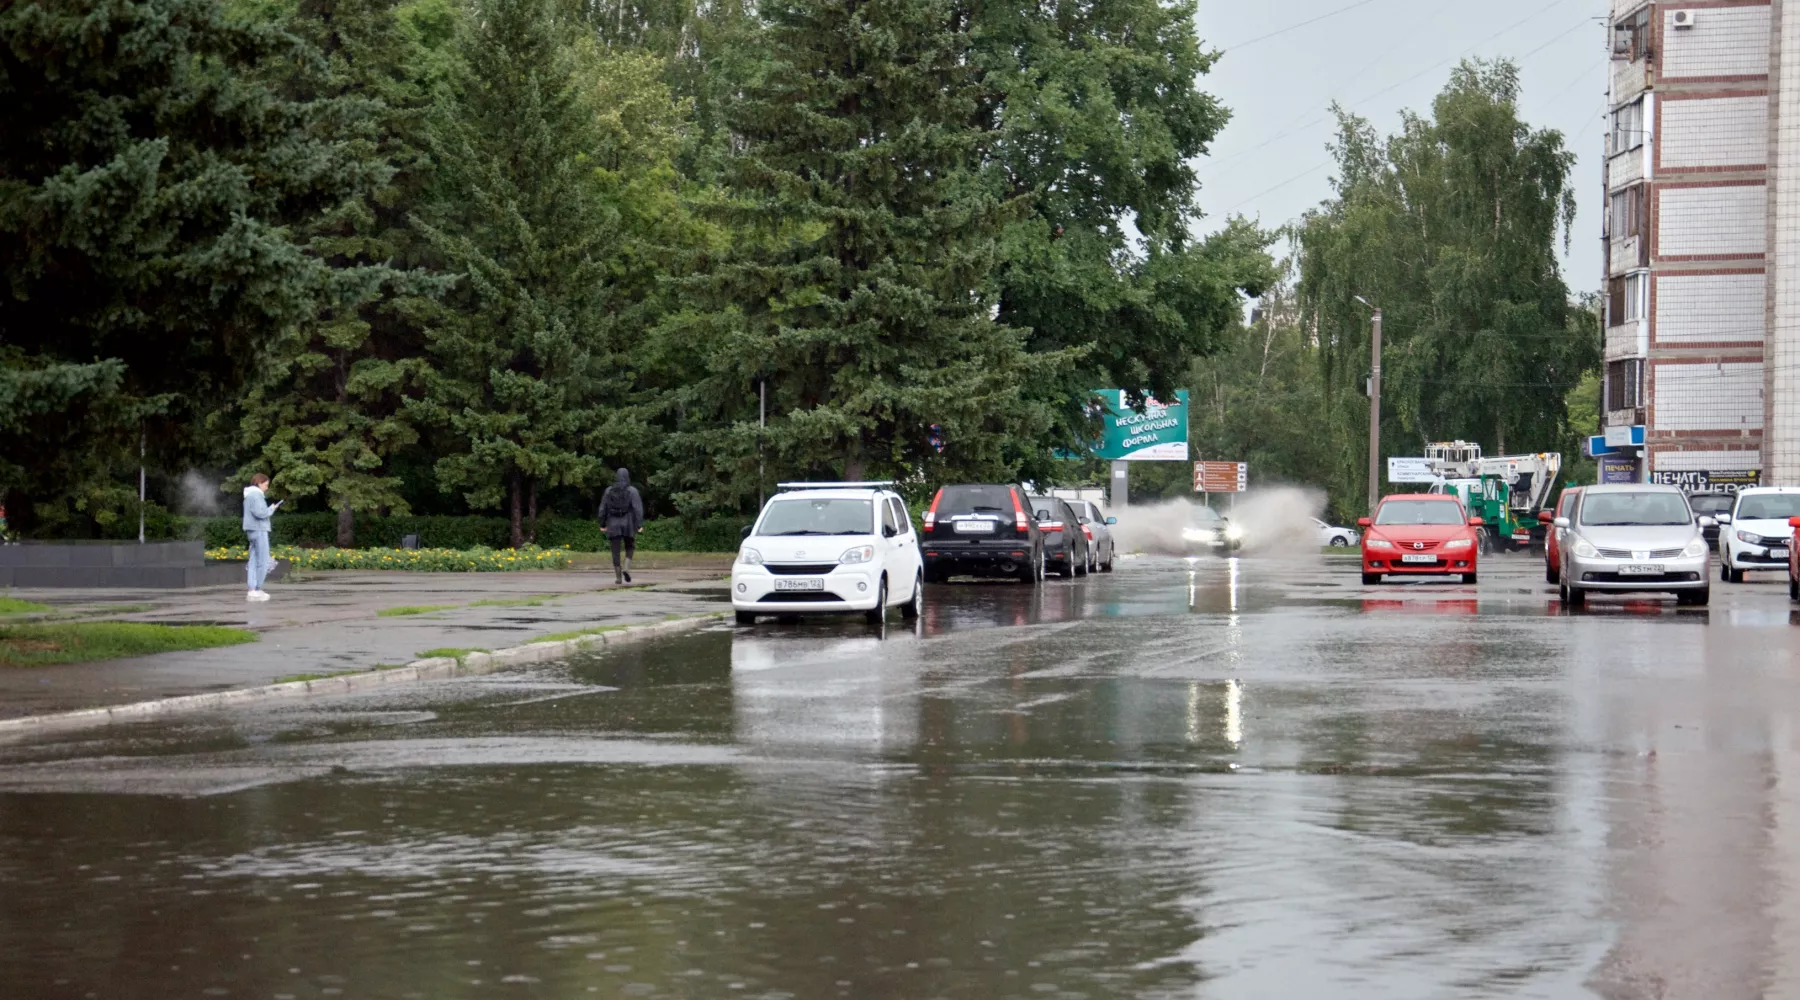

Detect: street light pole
[1355,298,1383,516]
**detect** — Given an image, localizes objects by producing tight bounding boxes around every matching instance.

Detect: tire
[1329,536,1350,547]
[1565,583,1586,608]
[1037,548,1047,583]
[1545,561,1558,585]
[1102,545,1114,572]
[1361,572,1381,585]
[865,578,888,624]
[1722,561,1740,583]
[1464,572,1478,585]
[1016,554,1036,584]
[901,573,923,620]
[923,565,943,585]
[1791,574,1798,601]
[735,611,757,626]
[1678,587,1711,607]
[1074,546,1089,577]
[1059,544,1077,577]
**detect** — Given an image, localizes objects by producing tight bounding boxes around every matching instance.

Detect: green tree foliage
[653,0,1074,514]
[234,0,446,546]
[1297,59,1597,510]
[0,0,383,534]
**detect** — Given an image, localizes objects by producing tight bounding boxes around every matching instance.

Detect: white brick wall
[1661,96,1768,168]
[1766,0,1800,480]
[1653,362,1765,430]
[1658,185,1767,257]
[1654,272,1766,342]
[1662,6,1772,79]
[1651,448,1763,472]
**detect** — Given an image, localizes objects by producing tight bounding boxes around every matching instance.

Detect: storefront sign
[1600,456,1640,484]
[1648,469,1762,493]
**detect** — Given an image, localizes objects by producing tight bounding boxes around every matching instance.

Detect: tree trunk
[843,439,866,482]
[336,504,354,548]
[527,480,538,544]
[509,471,524,549]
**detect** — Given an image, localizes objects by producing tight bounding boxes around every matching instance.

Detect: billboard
[1387,457,1437,484]
[1090,390,1188,461]
[1649,469,1761,493]
[1194,462,1247,493]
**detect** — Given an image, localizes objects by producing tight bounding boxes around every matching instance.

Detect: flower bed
[204,544,574,572]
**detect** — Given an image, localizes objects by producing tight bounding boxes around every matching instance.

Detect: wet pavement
[4,552,1800,997]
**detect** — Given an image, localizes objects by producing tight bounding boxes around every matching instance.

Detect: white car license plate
[1619,564,1664,576]
[1773,548,1791,559]
[1400,554,1437,564]
[773,578,825,592]
[954,520,996,534]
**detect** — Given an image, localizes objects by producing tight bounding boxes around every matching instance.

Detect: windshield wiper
[770,529,830,535]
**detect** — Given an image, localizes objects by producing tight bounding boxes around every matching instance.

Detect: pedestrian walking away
[242,474,281,602]
[599,467,644,584]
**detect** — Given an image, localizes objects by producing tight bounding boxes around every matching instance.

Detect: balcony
[1608,145,1645,190]
[1606,322,1647,362]
[1610,235,1648,274]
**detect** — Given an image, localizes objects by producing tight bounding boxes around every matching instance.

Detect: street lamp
[1353,296,1382,517]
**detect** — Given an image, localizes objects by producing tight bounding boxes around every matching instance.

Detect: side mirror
[883,524,898,538]
[1536,510,1552,524]
[1105,517,1117,525]
[1357,517,1372,528]
[740,524,753,540]
[1554,517,1570,529]
[1715,513,1733,524]
[1469,516,1484,526]
[1789,517,1800,530]
[1697,515,1716,528]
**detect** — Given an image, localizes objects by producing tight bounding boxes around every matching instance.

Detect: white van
[732,482,924,626]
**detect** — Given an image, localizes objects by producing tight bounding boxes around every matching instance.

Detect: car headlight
[737,546,764,566]
[1365,537,1395,550]
[839,545,875,565]
[1224,523,1244,540]
[1737,530,1765,545]
[1182,528,1216,542]
[1684,538,1709,558]
[1572,539,1598,558]
[1442,538,1472,551]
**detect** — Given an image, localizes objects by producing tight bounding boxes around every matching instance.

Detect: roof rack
[775,481,894,491]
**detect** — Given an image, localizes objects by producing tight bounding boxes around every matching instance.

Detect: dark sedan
[1688,492,1734,550]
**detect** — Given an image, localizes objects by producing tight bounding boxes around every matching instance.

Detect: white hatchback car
[1718,486,1800,582]
[732,483,924,626]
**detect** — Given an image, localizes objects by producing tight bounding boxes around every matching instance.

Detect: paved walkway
[0,561,732,720]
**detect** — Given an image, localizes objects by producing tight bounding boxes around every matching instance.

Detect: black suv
[1027,495,1091,577]
[921,483,1045,584]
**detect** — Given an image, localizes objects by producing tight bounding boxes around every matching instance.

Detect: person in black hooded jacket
[598,468,644,583]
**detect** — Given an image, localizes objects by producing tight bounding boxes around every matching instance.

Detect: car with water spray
[1182,503,1243,555]
[920,483,1046,584]
[733,482,924,626]
[1717,487,1800,582]
[1358,494,1482,585]
[1554,483,1710,607]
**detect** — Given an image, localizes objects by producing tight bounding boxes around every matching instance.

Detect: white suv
[1718,486,1800,582]
[732,483,924,626]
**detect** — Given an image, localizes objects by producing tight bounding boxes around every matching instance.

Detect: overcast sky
[1193,0,1606,292]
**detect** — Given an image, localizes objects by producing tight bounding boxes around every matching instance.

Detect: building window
[1606,358,1644,412]
[1613,7,1652,62]
[1625,273,1646,321]
[1610,184,1647,242]
[1606,273,1648,327]
[1612,98,1645,153]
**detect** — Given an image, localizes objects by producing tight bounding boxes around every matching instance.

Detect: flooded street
[6,554,1800,998]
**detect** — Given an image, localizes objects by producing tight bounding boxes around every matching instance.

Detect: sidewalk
[0,560,732,721]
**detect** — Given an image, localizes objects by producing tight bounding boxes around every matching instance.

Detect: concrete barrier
[0,611,726,736]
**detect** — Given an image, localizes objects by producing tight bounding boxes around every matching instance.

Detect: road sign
[1387,457,1436,483]
[1194,461,1247,493]
[1090,390,1189,461]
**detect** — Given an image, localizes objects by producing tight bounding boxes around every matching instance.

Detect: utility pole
[758,379,767,509]
[1356,297,1383,516]
[138,429,146,544]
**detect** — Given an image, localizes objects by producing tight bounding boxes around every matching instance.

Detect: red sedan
[1538,486,1581,585]
[1358,494,1483,585]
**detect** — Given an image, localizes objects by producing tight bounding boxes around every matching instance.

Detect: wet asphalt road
[5,552,1800,998]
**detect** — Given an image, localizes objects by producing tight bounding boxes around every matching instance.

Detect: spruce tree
[0,0,385,534]
[657,0,1069,512]
[413,0,619,546]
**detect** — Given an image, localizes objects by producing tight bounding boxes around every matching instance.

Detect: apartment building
[1600,0,1780,490]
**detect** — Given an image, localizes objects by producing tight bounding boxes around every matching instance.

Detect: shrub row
[205,544,576,572]
[181,514,749,552]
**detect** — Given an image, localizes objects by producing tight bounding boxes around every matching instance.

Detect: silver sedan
[1554,483,1710,607]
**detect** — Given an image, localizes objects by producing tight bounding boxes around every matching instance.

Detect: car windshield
[1375,500,1464,526]
[1736,494,1800,520]
[1580,492,1692,527]
[757,498,873,536]
[1190,506,1223,525]
[1689,495,1733,514]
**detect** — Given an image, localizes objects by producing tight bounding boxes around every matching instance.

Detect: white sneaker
[249,590,271,602]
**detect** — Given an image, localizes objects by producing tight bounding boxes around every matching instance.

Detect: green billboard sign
[1090,390,1189,461]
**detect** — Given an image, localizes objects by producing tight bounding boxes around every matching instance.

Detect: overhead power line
[1220,0,1391,52]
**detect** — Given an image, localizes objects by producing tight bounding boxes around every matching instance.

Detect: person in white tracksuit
[242,474,280,602]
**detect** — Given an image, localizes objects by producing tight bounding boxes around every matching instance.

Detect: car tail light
[1010,488,1029,534]
[923,488,943,533]
[1040,521,1063,533]
[1081,525,1093,541]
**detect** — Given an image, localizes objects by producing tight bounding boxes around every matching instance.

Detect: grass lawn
[377,604,458,617]
[0,597,52,615]
[416,646,489,661]
[0,622,256,667]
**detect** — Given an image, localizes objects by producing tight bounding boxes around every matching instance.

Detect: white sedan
[1314,517,1360,548]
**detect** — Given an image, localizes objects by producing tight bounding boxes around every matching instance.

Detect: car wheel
[1074,547,1088,577]
[1678,587,1710,607]
[1544,561,1558,585]
[1037,548,1048,583]
[1464,572,1478,585]
[1565,582,1586,608]
[1361,572,1380,586]
[1791,574,1798,602]
[1722,561,1739,583]
[901,573,922,620]
[923,566,942,585]
[735,611,757,626]
[865,578,888,624]
[1329,536,1349,547]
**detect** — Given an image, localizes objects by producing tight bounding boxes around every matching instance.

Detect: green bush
[143,512,755,553]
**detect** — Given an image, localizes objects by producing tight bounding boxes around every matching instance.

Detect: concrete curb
[0,612,726,736]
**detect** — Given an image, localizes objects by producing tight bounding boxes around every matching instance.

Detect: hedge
[205,544,574,572]
[177,513,749,552]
